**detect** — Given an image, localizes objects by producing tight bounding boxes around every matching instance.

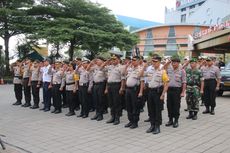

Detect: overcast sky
[90,0,176,23]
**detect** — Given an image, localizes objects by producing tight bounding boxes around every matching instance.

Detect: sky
[90,0,176,23]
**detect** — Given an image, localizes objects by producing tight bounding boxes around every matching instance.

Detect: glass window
[181,14,186,23]
[181,8,186,12]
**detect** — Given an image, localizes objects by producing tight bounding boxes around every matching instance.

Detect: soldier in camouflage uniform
[185,58,204,120]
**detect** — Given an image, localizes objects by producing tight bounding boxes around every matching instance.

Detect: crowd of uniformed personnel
[11,53,221,134]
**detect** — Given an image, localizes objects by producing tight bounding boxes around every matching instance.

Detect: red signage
[193,20,230,40]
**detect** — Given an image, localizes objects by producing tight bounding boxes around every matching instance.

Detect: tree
[0,0,34,74]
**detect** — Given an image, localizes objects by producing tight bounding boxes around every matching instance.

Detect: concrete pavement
[0,85,230,153]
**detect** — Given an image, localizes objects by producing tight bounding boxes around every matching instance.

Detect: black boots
[186,111,193,119]
[96,114,103,121]
[21,103,31,107]
[113,117,120,125]
[210,108,215,115]
[13,101,22,105]
[165,118,173,127]
[203,107,210,114]
[124,122,132,128]
[106,115,115,123]
[173,119,179,128]
[153,125,160,134]
[91,114,99,120]
[30,105,39,109]
[192,112,198,120]
[130,123,138,129]
[65,112,75,116]
[146,125,155,133]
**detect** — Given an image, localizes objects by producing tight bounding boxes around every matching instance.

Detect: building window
[189,5,195,9]
[199,2,205,6]
[181,8,186,12]
[181,14,186,23]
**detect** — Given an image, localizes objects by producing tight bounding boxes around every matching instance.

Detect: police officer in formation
[201,57,221,115]
[11,54,221,134]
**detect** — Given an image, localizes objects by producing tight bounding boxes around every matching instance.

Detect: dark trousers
[145,86,150,117]
[14,84,22,102]
[167,87,182,120]
[66,90,75,112]
[52,84,62,111]
[204,79,217,109]
[73,90,79,109]
[125,86,141,124]
[107,83,122,117]
[79,85,89,115]
[43,82,52,109]
[31,81,40,106]
[61,87,67,106]
[93,82,106,115]
[148,87,163,126]
[23,78,31,104]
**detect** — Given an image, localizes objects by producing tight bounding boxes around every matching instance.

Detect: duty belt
[94,81,105,85]
[107,82,121,85]
[66,82,75,85]
[79,82,89,87]
[14,76,22,79]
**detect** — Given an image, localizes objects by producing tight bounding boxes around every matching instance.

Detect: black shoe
[173,120,179,128]
[51,109,57,113]
[113,118,120,125]
[44,108,50,112]
[146,125,155,133]
[77,114,83,117]
[22,103,31,107]
[39,108,45,111]
[75,107,80,111]
[192,115,197,120]
[106,116,115,124]
[165,120,173,127]
[202,109,210,114]
[186,112,193,119]
[82,114,88,118]
[54,110,62,114]
[103,110,108,114]
[130,123,138,129]
[153,126,160,134]
[210,110,215,115]
[144,118,150,122]
[65,112,75,116]
[91,114,99,120]
[30,105,39,109]
[184,108,188,111]
[124,122,132,128]
[13,101,21,105]
[97,115,103,121]
[89,108,95,112]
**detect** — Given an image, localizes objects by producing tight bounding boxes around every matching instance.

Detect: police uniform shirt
[126,66,144,87]
[62,71,78,91]
[201,65,221,80]
[31,66,41,81]
[107,64,125,83]
[52,70,63,85]
[167,66,186,87]
[40,65,52,82]
[92,65,106,83]
[145,67,169,88]
[13,66,22,84]
[77,67,90,86]
[22,64,31,79]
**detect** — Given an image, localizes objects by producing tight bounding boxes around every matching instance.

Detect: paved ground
[0,85,230,153]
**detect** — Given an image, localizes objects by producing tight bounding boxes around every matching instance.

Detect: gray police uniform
[125,66,143,127]
[30,66,41,107]
[107,64,125,122]
[13,66,23,104]
[167,66,186,123]
[22,64,31,106]
[52,69,63,112]
[201,65,221,111]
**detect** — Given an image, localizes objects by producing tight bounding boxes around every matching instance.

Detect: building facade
[133,24,208,57]
[165,0,230,25]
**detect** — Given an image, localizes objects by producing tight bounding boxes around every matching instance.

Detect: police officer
[201,57,221,115]
[29,60,41,109]
[105,54,125,125]
[61,63,79,116]
[87,57,107,121]
[144,55,169,134]
[76,60,90,118]
[12,60,23,105]
[124,56,144,129]
[51,61,64,114]
[165,55,186,128]
[185,58,204,120]
[22,59,32,107]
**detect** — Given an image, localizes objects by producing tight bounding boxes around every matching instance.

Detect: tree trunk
[4,36,10,75]
[69,39,75,61]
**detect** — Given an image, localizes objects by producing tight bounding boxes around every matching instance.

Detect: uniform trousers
[93,82,106,115]
[61,87,67,106]
[43,82,52,110]
[31,81,40,106]
[148,87,163,126]
[79,84,89,116]
[14,84,22,102]
[204,79,217,109]
[23,78,31,104]
[167,87,182,120]
[107,82,122,117]
[125,86,141,124]
[66,90,75,113]
[52,84,62,111]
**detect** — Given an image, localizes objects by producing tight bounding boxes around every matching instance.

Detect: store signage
[193,20,230,40]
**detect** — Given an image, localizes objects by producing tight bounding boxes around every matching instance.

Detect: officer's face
[190,62,197,69]
[172,61,179,69]
[96,59,103,66]
[206,60,213,66]
[152,60,160,68]
[132,58,138,66]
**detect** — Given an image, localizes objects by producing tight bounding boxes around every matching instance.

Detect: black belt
[14,76,22,79]
[66,82,75,85]
[23,77,29,79]
[168,87,181,90]
[204,78,216,81]
[108,82,121,85]
[79,83,89,87]
[126,85,139,89]
[149,86,163,91]
[94,82,105,85]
